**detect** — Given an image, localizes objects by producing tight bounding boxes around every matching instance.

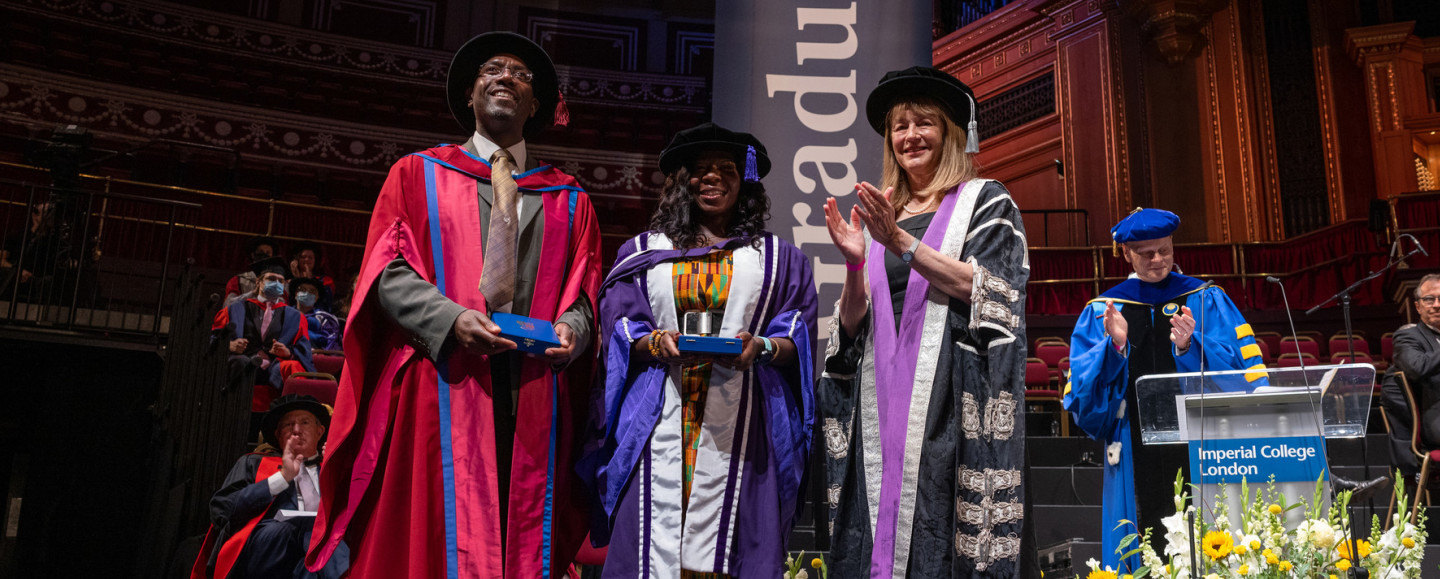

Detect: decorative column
[1045,0,1138,245]
[1346,22,1427,200]
[1123,0,1281,242]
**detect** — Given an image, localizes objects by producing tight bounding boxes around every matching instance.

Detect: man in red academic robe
[305,31,601,578]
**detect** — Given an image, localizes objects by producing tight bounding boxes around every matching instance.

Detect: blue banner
[712,0,931,344]
[1188,435,1329,485]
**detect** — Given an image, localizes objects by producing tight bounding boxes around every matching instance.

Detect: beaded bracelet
[647,329,666,359]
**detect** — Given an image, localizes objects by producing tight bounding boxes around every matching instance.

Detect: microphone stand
[1303,243,1423,579]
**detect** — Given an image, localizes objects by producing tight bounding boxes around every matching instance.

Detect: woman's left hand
[717,331,760,371]
[853,182,903,250]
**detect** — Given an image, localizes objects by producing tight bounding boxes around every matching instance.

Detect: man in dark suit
[1393,273,1440,452]
[191,395,347,578]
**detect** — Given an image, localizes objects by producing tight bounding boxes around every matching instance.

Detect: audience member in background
[1,200,79,303]
[291,277,342,351]
[289,242,336,310]
[226,236,280,307]
[191,394,348,578]
[213,257,315,411]
[1392,273,1440,453]
[330,267,359,324]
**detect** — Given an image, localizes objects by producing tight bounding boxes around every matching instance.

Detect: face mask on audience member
[296,291,317,308]
[262,280,285,300]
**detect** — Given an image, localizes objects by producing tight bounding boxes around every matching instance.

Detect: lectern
[1135,364,1375,524]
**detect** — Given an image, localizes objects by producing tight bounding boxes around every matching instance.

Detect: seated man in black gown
[191,395,347,578]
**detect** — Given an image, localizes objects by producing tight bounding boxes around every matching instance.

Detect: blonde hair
[879,98,978,213]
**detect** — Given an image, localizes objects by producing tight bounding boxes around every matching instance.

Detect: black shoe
[1332,474,1389,501]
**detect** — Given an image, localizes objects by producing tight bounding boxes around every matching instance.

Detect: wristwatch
[757,336,776,365]
[900,237,921,263]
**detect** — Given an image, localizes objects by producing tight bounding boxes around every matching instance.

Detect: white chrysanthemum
[1308,519,1336,549]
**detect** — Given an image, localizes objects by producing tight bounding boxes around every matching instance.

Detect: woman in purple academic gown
[819,67,1039,578]
[586,123,818,578]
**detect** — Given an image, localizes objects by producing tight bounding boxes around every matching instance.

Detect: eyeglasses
[479,63,534,83]
[1419,296,1439,305]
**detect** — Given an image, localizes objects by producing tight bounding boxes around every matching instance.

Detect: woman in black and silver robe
[819,66,1038,578]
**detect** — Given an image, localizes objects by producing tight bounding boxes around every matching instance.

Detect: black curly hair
[649,166,771,249]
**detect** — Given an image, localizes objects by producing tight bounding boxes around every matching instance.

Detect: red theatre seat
[283,372,339,406]
[1279,337,1321,359]
[1035,342,1069,383]
[1330,351,1373,365]
[312,349,345,378]
[1254,332,1283,362]
[1327,334,1370,358]
[1275,353,1318,368]
[1025,358,1051,388]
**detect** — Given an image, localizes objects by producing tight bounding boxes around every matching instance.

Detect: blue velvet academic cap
[1111,207,1180,244]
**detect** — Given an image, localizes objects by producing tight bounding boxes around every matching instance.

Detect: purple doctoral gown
[585,232,817,578]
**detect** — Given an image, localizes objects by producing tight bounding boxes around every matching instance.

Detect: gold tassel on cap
[1113,208,1143,257]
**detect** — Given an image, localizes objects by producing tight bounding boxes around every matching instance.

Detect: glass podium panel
[1129,364,1376,525]
[1133,364,1376,445]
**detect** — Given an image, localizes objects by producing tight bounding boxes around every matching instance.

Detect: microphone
[1400,233,1429,257]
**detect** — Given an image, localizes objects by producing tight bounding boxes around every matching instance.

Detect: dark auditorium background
[0,0,1438,576]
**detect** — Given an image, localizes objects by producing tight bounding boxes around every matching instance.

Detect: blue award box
[490,312,561,355]
[675,335,743,356]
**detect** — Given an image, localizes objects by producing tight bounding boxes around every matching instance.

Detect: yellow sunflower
[1336,539,1373,560]
[1202,531,1234,560]
[1086,570,1117,579]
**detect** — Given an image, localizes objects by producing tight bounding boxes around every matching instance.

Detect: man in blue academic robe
[1063,208,1266,571]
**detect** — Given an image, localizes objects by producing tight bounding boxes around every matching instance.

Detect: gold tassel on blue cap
[744,145,760,183]
[964,93,979,154]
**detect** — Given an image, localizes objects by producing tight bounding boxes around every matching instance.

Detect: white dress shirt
[266,456,321,511]
[470,131,528,220]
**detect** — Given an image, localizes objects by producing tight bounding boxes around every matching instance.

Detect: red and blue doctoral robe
[306,144,602,578]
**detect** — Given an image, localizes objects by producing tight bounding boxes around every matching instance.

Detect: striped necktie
[480,148,518,312]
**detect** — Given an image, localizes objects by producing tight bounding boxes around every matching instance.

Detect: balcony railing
[0,178,200,339]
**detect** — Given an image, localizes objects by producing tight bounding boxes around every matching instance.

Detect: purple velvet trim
[865,188,961,577]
